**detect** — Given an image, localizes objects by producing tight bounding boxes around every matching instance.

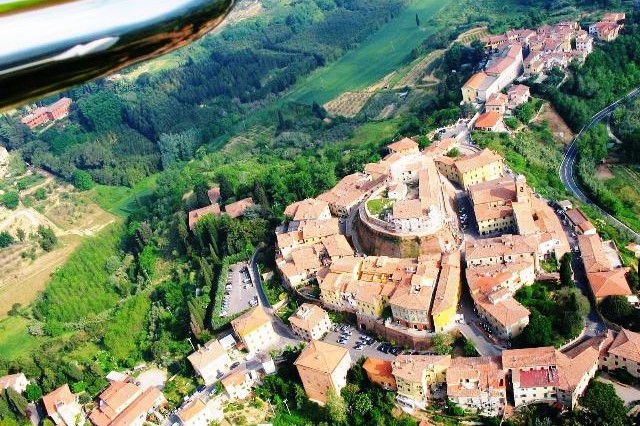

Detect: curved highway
[559,87,640,243]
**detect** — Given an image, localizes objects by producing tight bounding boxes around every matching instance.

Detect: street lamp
[283,399,291,416]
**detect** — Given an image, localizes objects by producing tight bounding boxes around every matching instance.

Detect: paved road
[249,249,270,308]
[226,262,259,316]
[322,324,397,362]
[249,247,300,341]
[559,87,640,243]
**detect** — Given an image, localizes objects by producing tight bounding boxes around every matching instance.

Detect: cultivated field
[0,170,117,317]
[324,91,376,118]
[457,27,489,45]
[283,0,455,105]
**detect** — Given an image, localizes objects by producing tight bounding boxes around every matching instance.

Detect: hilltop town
[3,7,640,426]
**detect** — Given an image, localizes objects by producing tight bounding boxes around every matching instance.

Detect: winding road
[559,87,640,243]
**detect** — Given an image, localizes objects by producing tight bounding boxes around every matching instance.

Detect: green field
[89,175,158,217]
[283,0,454,105]
[0,316,43,360]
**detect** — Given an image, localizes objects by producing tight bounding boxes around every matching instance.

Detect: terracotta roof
[300,218,340,240]
[95,381,141,421]
[390,282,434,311]
[187,339,228,372]
[363,357,394,380]
[602,12,625,22]
[319,271,349,293]
[284,198,330,221]
[431,261,461,316]
[221,370,249,388]
[454,149,503,174]
[322,234,353,258]
[392,199,423,220]
[463,71,491,90]
[353,281,386,305]
[502,347,557,369]
[289,303,329,332]
[43,384,75,417]
[294,340,350,374]
[578,233,611,272]
[566,208,595,233]
[447,356,505,398]
[508,84,530,97]
[207,187,221,204]
[475,295,530,328]
[188,204,221,229]
[177,399,208,423]
[364,162,390,177]
[469,178,516,205]
[290,246,322,271]
[110,387,165,426]
[465,234,537,262]
[475,112,503,130]
[388,138,419,152]
[556,347,598,392]
[587,268,632,298]
[608,329,640,364]
[512,201,537,236]
[392,354,451,382]
[474,204,513,222]
[225,197,255,219]
[231,307,272,337]
[486,93,508,107]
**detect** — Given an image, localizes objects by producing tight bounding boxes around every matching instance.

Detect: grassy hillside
[284,0,454,105]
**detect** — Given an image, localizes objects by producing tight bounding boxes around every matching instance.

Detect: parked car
[197,385,206,392]
[230,362,240,369]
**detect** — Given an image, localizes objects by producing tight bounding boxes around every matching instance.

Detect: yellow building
[436,149,504,190]
[431,252,461,332]
[289,303,332,341]
[455,149,504,189]
[295,341,351,406]
[351,281,395,318]
[392,354,451,409]
[231,306,278,354]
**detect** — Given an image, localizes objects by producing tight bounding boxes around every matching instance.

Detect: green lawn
[89,174,158,217]
[0,316,43,360]
[344,118,403,147]
[367,198,394,216]
[283,0,454,105]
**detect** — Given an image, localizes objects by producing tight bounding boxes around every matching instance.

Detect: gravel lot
[322,324,397,362]
[222,262,259,317]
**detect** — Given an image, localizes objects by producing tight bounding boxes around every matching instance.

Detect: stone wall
[354,214,446,258]
[356,316,433,350]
